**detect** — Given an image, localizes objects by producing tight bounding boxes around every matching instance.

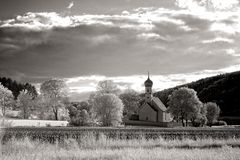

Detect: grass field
[1,126,240,159]
[2,126,240,143]
[1,134,240,160]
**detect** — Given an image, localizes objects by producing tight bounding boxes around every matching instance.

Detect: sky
[0,0,240,101]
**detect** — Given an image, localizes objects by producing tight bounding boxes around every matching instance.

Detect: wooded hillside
[154,71,240,117]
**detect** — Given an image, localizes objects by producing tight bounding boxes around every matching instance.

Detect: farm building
[139,73,171,123]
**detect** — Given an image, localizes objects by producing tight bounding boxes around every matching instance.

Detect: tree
[24,83,38,98]
[67,101,93,126]
[0,77,37,99]
[119,89,141,118]
[96,80,120,95]
[40,79,69,120]
[16,90,34,119]
[68,104,91,126]
[32,95,50,120]
[167,87,202,126]
[205,102,220,126]
[0,83,14,117]
[191,104,207,127]
[93,93,123,126]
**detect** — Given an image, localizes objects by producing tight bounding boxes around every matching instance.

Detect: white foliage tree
[0,83,14,117]
[93,93,123,126]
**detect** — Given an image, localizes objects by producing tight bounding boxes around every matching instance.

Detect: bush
[212,121,227,126]
[129,114,139,120]
[192,115,207,127]
[219,117,240,125]
[46,123,51,127]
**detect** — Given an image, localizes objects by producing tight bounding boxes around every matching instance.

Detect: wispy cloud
[176,0,239,11]
[202,37,234,44]
[67,2,74,9]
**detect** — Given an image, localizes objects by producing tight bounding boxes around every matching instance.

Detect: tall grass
[2,134,240,160]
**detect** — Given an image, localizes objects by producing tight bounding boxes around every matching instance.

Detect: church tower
[144,72,153,103]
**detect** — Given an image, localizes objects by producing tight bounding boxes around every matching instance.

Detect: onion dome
[144,72,153,87]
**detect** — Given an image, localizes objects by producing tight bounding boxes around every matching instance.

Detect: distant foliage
[168,87,202,126]
[205,102,221,126]
[0,77,37,99]
[0,83,14,117]
[16,90,34,119]
[119,89,141,118]
[93,93,124,126]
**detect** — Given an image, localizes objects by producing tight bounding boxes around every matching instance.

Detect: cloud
[0,12,73,30]
[1,6,240,83]
[67,2,74,9]
[137,33,166,40]
[226,49,240,57]
[202,37,234,44]
[63,64,240,96]
[175,0,239,11]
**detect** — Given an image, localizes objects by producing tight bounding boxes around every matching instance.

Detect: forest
[0,77,38,99]
[155,71,240,118]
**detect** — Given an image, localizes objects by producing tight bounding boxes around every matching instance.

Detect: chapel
[139,73,171,122]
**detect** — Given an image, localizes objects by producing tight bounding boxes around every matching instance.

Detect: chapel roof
[152,97,167,112]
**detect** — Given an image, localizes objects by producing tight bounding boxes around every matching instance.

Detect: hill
[154,71,240,117]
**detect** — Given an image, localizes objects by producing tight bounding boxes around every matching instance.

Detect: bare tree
[0,83,14,118]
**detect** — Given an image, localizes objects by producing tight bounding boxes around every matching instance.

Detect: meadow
[1,127,240,160]
[1,133,240,160]
[2,126,240,143]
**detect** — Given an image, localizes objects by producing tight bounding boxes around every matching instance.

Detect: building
[139,73,171,123]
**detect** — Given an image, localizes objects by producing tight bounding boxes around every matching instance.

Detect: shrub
[212,121,227,126]
[192,115,207,127]
[129,114,139,120]
[46,123,51,127]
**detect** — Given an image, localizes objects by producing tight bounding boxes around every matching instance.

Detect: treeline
[154,71,240,117]
[1,78,139,127]
[0,77,38,99]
